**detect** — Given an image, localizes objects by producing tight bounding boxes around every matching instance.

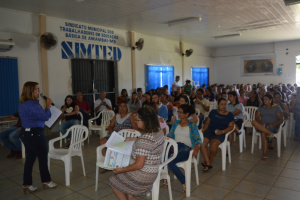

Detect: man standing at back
[94,91,112,125]
[172,76,180,96]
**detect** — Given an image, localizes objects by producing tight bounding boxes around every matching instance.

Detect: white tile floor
[1,129,300,200]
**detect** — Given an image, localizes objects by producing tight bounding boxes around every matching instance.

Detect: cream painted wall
[212,41,300,85]
[0,9,40,95]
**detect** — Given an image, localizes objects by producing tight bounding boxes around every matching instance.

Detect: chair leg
[64,158,70,186]
[22,142,25,158]
[227,143,231,163]
[60,132,62,148]
[221,144,226,171]
[239,132,243,153]
[95,166,99,191]
[166,176,173,200]
[48,157,50,172]
[69,157,72,172]
[151,176,160,200]
[194,161,199,185]
[283,126,287,147]
[251,131,255,154]
[185,165,191,197]
[243,131,246,148]
[81,155,86,176]
[277,137,281,157]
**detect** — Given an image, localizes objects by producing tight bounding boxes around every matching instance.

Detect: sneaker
[7,150,16,158]
[15,151,22,159]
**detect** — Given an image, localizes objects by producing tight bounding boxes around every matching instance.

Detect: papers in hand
[45,106,62,128]
[104,131,135,169]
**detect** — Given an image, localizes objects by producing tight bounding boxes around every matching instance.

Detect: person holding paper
[18,81,57,194]
[99,102,137,160]
[108,106,165,199]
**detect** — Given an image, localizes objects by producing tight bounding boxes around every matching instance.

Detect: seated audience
[246,89,262,107]
[128,92,140,113]
[183,80,193,95]
[169,95,198,125]
[142,92,151,107]
[238,89,249,106]
[75,92,91,127]
[161,93,173,122]
[146,102,167,134]
[137,91,145,105]
[204,87,215,101]
[167,104,201,193]
[151,93,168,120]
[200,97,235,171]
[0,113,22,159]
[216,86,222,100]
[60,95,81,146]
[117,89,130,104]
[274,92,289,120]
[94,91,112,125]
[189,88,196,107]
[108,106,164,199]
[252,94,283,160]
[194,88,210,129]
[227,91,244,143]
[291,94,300,139]
[172,87,182,106]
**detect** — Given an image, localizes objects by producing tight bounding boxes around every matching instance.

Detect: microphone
[40,93,55,106]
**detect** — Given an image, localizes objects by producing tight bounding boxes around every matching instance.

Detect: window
[191,67,209,87]
[0,58,19,116]
[145,65,174,92]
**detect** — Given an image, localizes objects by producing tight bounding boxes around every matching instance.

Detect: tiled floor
[1,130,300,200]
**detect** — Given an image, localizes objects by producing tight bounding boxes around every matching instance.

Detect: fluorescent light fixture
[0,39,15,46]
[284,0,300,6]
[214,33,241,39]
[168,17,201,27]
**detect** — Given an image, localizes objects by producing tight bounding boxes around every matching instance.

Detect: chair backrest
[240,112,249,130]
[69,125,88,151]
[100,110,115,126]
[165,125,169,135]
[117,129,141,138]
[78,111,83,125]
[160,137,178,169]
[173,107,178,120]
[195,108,200,117]
[223,125,235,143]
[209,101,216,112]
[244,106,258,122]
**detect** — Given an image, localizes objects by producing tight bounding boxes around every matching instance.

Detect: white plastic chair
[200,126,235,171]
[95,129,141,191]
[59,111,83,147]
[88,110,115,141]
[251,123,284,157]
[233,112,249,153]
[172,107,178,120]
[21,141,25,158]
[282,120,288,147]
[195,108,200,117]
[152,137,178,200]
[174,150,199,197]
[244,106,258,129]
[48,125,88,186]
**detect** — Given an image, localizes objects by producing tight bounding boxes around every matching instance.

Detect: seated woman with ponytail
[167,104,201,193]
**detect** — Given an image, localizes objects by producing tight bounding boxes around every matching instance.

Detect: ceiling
[0,0,300,47]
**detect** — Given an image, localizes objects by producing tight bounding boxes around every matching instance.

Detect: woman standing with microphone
[19,82,57,194]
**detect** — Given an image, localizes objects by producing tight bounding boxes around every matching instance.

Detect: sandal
[183,184,186,193]
[163,179,168,188]
[262,156,269,161]
[202,164,213,171]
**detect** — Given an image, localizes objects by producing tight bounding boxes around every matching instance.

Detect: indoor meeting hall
[1,0,300,199]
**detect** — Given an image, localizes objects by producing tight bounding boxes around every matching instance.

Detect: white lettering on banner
[59,22,119,44]
[61,41,122,60]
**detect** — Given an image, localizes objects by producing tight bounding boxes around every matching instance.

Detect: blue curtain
[0,58,19,116]
[145,65,174,92]
[191,68,209,86]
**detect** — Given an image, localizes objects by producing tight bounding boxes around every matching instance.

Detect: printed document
[45,106,62,128]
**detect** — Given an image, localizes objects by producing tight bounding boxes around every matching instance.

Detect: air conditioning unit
[284,0,300,6]
[0,39,15,52]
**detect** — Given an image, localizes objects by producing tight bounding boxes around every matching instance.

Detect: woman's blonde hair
[20,81,38,103]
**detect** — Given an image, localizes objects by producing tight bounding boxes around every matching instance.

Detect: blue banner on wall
[61,41,122,60]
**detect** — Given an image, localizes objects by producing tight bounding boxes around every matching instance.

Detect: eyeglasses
[34,88,40,91]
